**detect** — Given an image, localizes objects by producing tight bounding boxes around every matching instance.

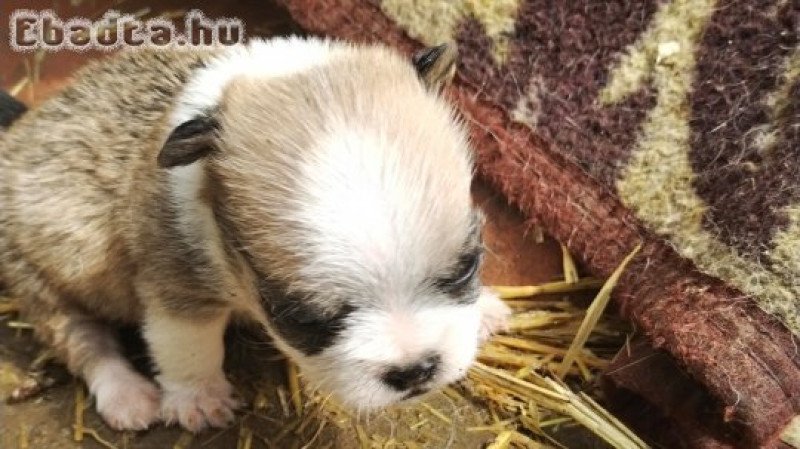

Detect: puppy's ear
[412,42,458,90]
[157,115,219,168]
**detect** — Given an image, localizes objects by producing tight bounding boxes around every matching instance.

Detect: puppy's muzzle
[382,354,441,392]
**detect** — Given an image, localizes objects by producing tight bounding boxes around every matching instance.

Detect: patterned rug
[276,0,800,447]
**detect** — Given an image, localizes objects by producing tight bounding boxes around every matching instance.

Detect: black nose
[382,355,441,391]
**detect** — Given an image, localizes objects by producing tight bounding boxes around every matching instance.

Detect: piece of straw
[531,226,545,244]
[519,415,567,449]
[560,244,579,284]
[272,419,300,445]
[441,386,464,402]
[9,78,28,97]
[539,376,647,449]
[469,362,648,449]
[255,434,276,449]
[510,430,549,449]
[491,336,566,356]
[539,417,571,428]
[237,424,253,449]
[491,336,608,368]
[507,311,575,331]
[574,358,593,382]
[555,244,641,379]
[0,302,19,315]
[253,389,269,410]
[410,419,428,430]
[478,344,549,370]
[421,403,451,424]
[300,420,327,449]
[287,362,303,416]
[18,425,29,449]
[79,427,119,449]
[120,431,133,449]
[469,363,565,404]
[29,349,55,371]
[73,383,85,442]
[486,430,513,449]
[465,419,515,433]
[492,278,604,299]
[294,405,319,435]
[276,386,291,417]
[354,424,370,449]
[172,431,193,449]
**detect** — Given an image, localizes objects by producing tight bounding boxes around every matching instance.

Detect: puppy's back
[0,49,213,321]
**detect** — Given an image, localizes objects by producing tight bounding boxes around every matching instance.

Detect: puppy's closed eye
[261,285,335,325]
[260,282,354,355]
[274,301,339,326]
[280,307,325,325]
[434,249,482,299]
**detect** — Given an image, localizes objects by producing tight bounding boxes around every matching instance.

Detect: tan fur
[1,48,214,346]
[212,47,472,302]
[0,48,227,429]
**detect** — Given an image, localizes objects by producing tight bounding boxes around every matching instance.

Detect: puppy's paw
[159,374,239,432]
[477,287,511,342]
[91,362,162,431]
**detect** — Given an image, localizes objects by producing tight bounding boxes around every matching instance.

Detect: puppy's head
[160,39,485,408]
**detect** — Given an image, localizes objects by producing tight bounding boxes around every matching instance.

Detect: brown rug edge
[455,85,800,449]
[601,337,740,449]
[275,1,800,446]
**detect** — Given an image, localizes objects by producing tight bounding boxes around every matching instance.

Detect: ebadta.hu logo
[8,9,245,52]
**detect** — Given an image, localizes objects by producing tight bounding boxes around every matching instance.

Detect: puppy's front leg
[143,306,237,432]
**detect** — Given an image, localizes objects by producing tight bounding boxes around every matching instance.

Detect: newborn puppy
[0,37,510,432]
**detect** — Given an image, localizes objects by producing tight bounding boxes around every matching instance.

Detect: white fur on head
[293,90,474,294]
[170,37,337,128]
[280,86,478,406]
[167,37,486,409]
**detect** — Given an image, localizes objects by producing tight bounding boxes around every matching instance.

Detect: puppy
[0,37,510,432]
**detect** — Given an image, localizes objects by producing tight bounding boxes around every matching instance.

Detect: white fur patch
[298,128,398,274]
[144,309,238,431]
[167,163,226,264]
[87,359,161,430]
[168,163,208,230]
[293,301,482,409]
[170,37,336,127]
[295,125,472,290]
[145,309,229,382]
[159,374,238,432]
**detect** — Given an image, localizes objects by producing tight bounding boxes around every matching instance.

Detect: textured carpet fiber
[277,0,800,447]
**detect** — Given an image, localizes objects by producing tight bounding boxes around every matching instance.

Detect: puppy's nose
[382,355,440,391]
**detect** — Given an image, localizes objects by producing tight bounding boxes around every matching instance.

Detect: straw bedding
[2,265,644,448]
[275,0,800,447]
